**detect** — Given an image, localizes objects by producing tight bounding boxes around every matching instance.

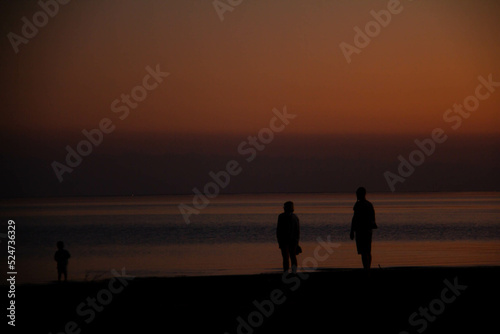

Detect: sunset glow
[1,0,499,196]
[1,0,499,138]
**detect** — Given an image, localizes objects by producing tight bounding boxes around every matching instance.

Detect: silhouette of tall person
[54,241,71,282]
[276,201,300,273]
[350,187,377,270]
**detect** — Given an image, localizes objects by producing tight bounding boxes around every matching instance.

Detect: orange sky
[1,0,499,138]
[1,0,500,196]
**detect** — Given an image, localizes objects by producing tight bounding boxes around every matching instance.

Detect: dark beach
[6,266,499,333]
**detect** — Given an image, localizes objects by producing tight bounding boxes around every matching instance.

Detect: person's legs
[289,245,298,273]
[356,236,366,269]
[57,269,62,282]
[361,253,372,270]
[357,231,373,270]
[281,247,290,272]
[62,268,67,282]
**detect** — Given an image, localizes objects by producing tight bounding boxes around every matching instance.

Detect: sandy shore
[5,266,499,333]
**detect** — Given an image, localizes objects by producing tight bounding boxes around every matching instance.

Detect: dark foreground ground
[3,266,499,333]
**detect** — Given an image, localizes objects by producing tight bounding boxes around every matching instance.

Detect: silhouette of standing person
[277,201,300,273]
[54,241,71,282]
[350,187,377,271]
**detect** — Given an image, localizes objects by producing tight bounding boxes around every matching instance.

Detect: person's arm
[297,217,300,243]
[276,215,282,244]
[350,217,355,240]
[370,202,377,229]
[350,203,357,240]
[293,215,300,245]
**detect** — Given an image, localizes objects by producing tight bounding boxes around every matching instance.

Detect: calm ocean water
[1,192,499,283]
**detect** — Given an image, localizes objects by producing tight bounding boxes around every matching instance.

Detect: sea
[1,192,499,284]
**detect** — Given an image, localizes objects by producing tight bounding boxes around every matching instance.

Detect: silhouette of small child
[54,241,71,282]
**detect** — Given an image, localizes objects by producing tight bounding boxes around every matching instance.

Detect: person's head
[283,201,294,213]
[57,241,64,250]
[356,187,366,201]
